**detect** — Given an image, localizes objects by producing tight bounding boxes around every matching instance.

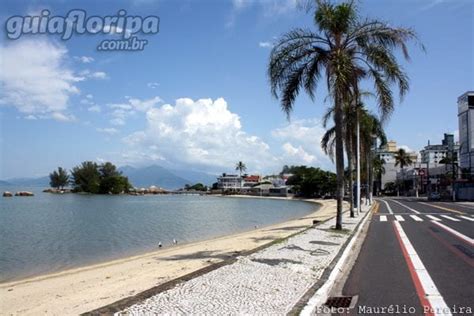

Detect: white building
[420,134,458,166]
[458,91,474,172]
[376,140,417,190]
[217,174,243,190]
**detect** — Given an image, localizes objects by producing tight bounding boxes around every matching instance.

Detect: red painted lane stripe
[426,227,474,268]
[392,222,435,316]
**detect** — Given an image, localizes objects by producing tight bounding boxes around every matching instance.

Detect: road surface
[338,198,474,316]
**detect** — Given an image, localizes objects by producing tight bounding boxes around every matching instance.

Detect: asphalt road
[337,198,474,316]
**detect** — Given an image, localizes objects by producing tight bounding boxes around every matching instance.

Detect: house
[217,174,243,190]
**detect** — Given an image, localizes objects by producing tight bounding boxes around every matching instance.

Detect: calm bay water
[0,188,317,282]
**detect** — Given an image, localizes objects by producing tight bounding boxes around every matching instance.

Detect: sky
[0,0,473,179]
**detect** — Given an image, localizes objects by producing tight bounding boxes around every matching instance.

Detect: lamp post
[356,107,361,216]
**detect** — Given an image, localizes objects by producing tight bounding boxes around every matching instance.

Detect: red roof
[244,175,261,181]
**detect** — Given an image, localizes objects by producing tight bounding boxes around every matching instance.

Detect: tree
[269,0,420,229]
[235,161,247,176]
[372,156,386,195]
[395,148,413,195]
[286,166,336,197]
[49,167,69,190]
[71,161,101,193]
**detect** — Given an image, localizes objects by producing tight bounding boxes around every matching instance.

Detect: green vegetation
[235,161,247,176]
[49,167,70,190]
[185,183,208,191]
[268,0,421,229]
[50,161,132,194]
[284,165,336,198]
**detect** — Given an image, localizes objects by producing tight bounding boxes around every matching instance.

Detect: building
[458,91,474,173]
[376,140,418,190]
[420,134,458,166]
[217,174,243,190]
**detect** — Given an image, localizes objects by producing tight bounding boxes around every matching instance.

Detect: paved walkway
[118,205,371,315]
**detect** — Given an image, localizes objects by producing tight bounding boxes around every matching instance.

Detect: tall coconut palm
[235,161,247,191]
[373,156,386,195]
[269,0,421,229]
[322,106,385,215]
[395,148,413,195]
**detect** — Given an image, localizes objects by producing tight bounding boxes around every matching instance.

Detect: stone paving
[118,207,369,315]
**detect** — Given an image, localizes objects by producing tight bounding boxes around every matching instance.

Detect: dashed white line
[393,221,452,316]
[410,215,423,222]
[426,215,441,221]
[431,221,474,246]
[395,215,405,222]
[389,199,421,214]
[440,215,460,222]
[381,200,393,214]
[459,215,474,222]
[380,215,387,222]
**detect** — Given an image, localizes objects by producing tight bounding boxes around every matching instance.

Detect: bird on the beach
[158,242,162,248]
[173,239,178,245]
[254,225,258,229]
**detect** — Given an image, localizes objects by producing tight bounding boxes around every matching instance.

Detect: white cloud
[24,115,37,120]
[86,94,93,99]
[96,127,119,135]
[272,119,334,169]
[107,96,162,125]
[0,39,80,115]
[122,97,277,171]
[88,105,101,113]
[258,41,273,48]
[147,82,160,89]
[80,98,94,105]
[51,112,76,122]
[78,70,108,80]
[74,56,94,63]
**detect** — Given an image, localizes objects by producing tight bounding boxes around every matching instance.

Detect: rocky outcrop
[3,191,13,197]
[14,191,34,197]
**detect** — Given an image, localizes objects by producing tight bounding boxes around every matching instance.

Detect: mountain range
[1,165,218,190]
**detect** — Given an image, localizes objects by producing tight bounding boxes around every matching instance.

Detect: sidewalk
[113,204,373,315]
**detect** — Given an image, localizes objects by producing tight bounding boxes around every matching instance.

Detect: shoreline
[0,195,317,285]
[0,198,340,315]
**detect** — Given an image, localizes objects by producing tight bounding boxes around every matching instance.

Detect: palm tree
[235,161,247,191]
[395,148,413,195]
[322,105,385,216]
[269,0,421,229]
[372,156,386,196]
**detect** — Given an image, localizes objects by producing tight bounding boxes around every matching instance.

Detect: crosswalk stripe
[459,215,474,222]
[380,215,387,222]
[410,215,423,222]
[390,199,421,214]
[426,215,441,221]
[431,221,474,246]
[395,215,405,222]
[440,215,460,222]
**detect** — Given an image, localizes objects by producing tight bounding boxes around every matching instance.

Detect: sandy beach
[0,198,340,315]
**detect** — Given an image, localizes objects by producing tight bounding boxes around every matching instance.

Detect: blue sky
[0,0,472,179]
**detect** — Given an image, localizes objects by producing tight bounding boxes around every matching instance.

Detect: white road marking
[394,221,452,316]
[395,215,405,222]
[380,215,387,222]
[426,215,441,221]
[381,200,393,214]
[431,221,474,246]
[389,199,421,214]
[410,215,423,222]
[459,215,474,222]
[440,215,460,222]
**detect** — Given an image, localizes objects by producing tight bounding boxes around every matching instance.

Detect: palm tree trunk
[334,97,345,230]
[347,134,355,218]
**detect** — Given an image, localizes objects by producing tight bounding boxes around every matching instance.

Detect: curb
[294,203,375,316]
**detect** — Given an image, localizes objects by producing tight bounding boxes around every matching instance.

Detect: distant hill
[1,165,218,190]
[119,165,192,189]
[2,176,49,187]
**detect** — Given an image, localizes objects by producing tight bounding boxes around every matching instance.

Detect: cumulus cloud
[122,97,277,171]
[74,56,94,63]
[50,112,76,122]
[88,105,101,113]
[107,96,162,125]
[78,70,108,80]
[272,119,334,169]
[0,39,80,115]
